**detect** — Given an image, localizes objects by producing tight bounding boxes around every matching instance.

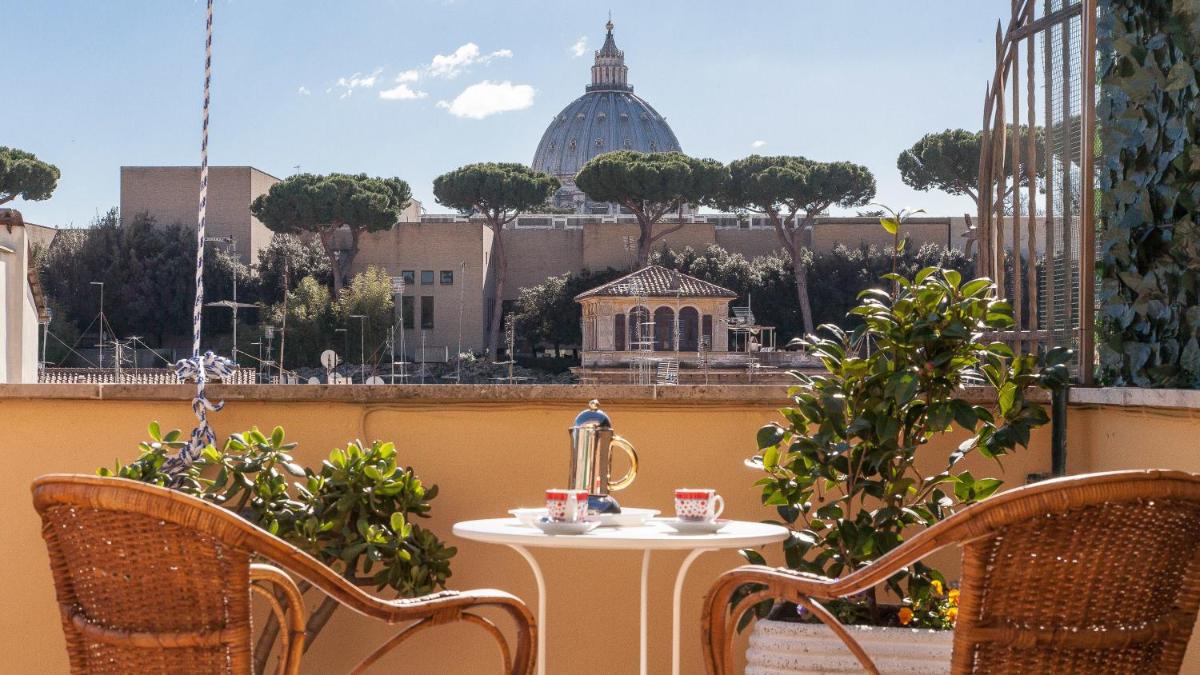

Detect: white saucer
[509,507,660,528]
[659,518,729,534]
[532,518,600,535]
[509,508,548,527]
[594,507,660,527]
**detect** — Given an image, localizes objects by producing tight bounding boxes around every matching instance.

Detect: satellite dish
[307,376,320,385]
[320,350,339,369]
[365,376,385,385]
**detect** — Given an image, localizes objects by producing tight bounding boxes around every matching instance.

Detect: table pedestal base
[506,544,716,675]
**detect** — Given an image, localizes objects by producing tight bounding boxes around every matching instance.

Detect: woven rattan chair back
[702,470,1200,674]
[950,470,1200,673]
[34,478,260,673]
[33,474,537,675]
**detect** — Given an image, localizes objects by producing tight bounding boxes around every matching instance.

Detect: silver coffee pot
[569,399,639,514]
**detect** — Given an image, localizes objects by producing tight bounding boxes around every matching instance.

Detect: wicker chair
[702,469,1200,674]
[32,474,535,674]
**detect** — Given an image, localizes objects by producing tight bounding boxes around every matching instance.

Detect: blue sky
[6,1,1008,228]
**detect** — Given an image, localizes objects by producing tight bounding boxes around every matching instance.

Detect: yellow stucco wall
[0,386,1195,673]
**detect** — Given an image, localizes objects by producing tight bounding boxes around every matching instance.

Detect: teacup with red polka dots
[674,488,725,522]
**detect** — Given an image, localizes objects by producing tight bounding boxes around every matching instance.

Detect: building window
[440,270,454,285]
[421,270,434,285]
[421,296,434,330]
[401,296,415,330]
[401,270,415,286]
[614,313,626,351]
[702,315,713,349]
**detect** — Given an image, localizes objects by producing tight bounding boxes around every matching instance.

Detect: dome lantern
[589,19,630,92]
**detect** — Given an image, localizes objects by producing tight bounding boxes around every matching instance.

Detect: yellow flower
[948,589,960,605]
[898,607,914,626]
[930,580,943,596]
[945,607,958,623]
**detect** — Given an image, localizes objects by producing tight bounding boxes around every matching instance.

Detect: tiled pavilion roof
[574,265,738,300]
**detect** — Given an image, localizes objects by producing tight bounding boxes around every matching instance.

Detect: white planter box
[746,619,953,675]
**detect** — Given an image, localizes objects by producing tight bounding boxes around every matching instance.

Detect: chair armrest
[700,526,960,675]
[243,525,535,673]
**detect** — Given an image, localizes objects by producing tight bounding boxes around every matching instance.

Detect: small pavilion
[572,266,809,383]
[575,265,736,355]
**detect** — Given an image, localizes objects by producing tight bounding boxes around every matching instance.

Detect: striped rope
[168,0,234,473]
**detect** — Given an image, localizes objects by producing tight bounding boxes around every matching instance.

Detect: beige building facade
[0,210,49,383]
[118,165,971,361]
[120,166,282,264]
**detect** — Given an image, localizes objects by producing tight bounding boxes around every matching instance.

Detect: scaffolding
[622,278,657,385]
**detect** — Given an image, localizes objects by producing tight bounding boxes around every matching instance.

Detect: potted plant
[100,425,454,671]
[739,267,1065,674]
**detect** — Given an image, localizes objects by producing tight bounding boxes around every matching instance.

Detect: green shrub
[741,268,1061,628]
[99,424,453,654]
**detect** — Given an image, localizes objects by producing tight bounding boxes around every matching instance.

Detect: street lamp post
[334,328,348,380]
[204,235,238,361]
[264,326,275,383]
[250,341,262,383]
[350,315,367,383]
[90,281,104,368]
[390,276,406,384]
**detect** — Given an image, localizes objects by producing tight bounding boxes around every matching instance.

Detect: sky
[5,1,1010,228]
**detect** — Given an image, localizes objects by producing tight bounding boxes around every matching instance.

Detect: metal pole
[91,282,104,368]
[1077,0,1098,384]
[231,238,238,363]
[40,315,49,374]
[351,315,367,382]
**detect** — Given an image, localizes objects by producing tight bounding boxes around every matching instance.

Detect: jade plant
[100,426,453,666]
[741,267,1067,629]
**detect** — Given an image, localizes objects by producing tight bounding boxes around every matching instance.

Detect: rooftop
[574,265,739,300]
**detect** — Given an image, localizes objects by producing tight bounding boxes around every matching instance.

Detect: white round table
[452,518,788,675]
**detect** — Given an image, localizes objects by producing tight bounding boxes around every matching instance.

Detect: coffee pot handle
[607,435,639,492]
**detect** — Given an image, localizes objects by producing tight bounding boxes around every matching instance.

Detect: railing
[977,0,1097,382]
[39,367,257,385]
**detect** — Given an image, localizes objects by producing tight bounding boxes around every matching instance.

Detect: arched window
[614,313,626,351]
[679,307,700,351]
[629,306,651,350]
[653,307,675,351]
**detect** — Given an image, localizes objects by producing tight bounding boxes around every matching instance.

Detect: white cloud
[751,140,766,149]
[394,69,420,83]
[570,36,588,58]
[379,83,428,100]
[333,68,382,98]
[437,80,535,119]
[297,86,311,96]
[427,43,512,79]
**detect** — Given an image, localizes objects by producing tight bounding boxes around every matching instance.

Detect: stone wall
[2,385,1197,673]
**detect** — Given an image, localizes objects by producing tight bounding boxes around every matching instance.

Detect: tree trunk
[636,215,653,268]
[486,224,507,359]
[792,251,815,335]
[318,230,344,296]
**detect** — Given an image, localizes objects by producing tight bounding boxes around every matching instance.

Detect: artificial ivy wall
[1097,0,1200,387]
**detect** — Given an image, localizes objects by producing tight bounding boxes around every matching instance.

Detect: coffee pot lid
[573,399,611,428]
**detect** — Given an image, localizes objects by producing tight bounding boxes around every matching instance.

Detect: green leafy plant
[99,426,452,663]
[1097,0,1200,387]
[741,267,1062,629]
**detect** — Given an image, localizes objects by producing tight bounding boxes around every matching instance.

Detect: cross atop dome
[589,17,630,92]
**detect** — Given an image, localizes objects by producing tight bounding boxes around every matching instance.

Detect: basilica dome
[531,21,682,211]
